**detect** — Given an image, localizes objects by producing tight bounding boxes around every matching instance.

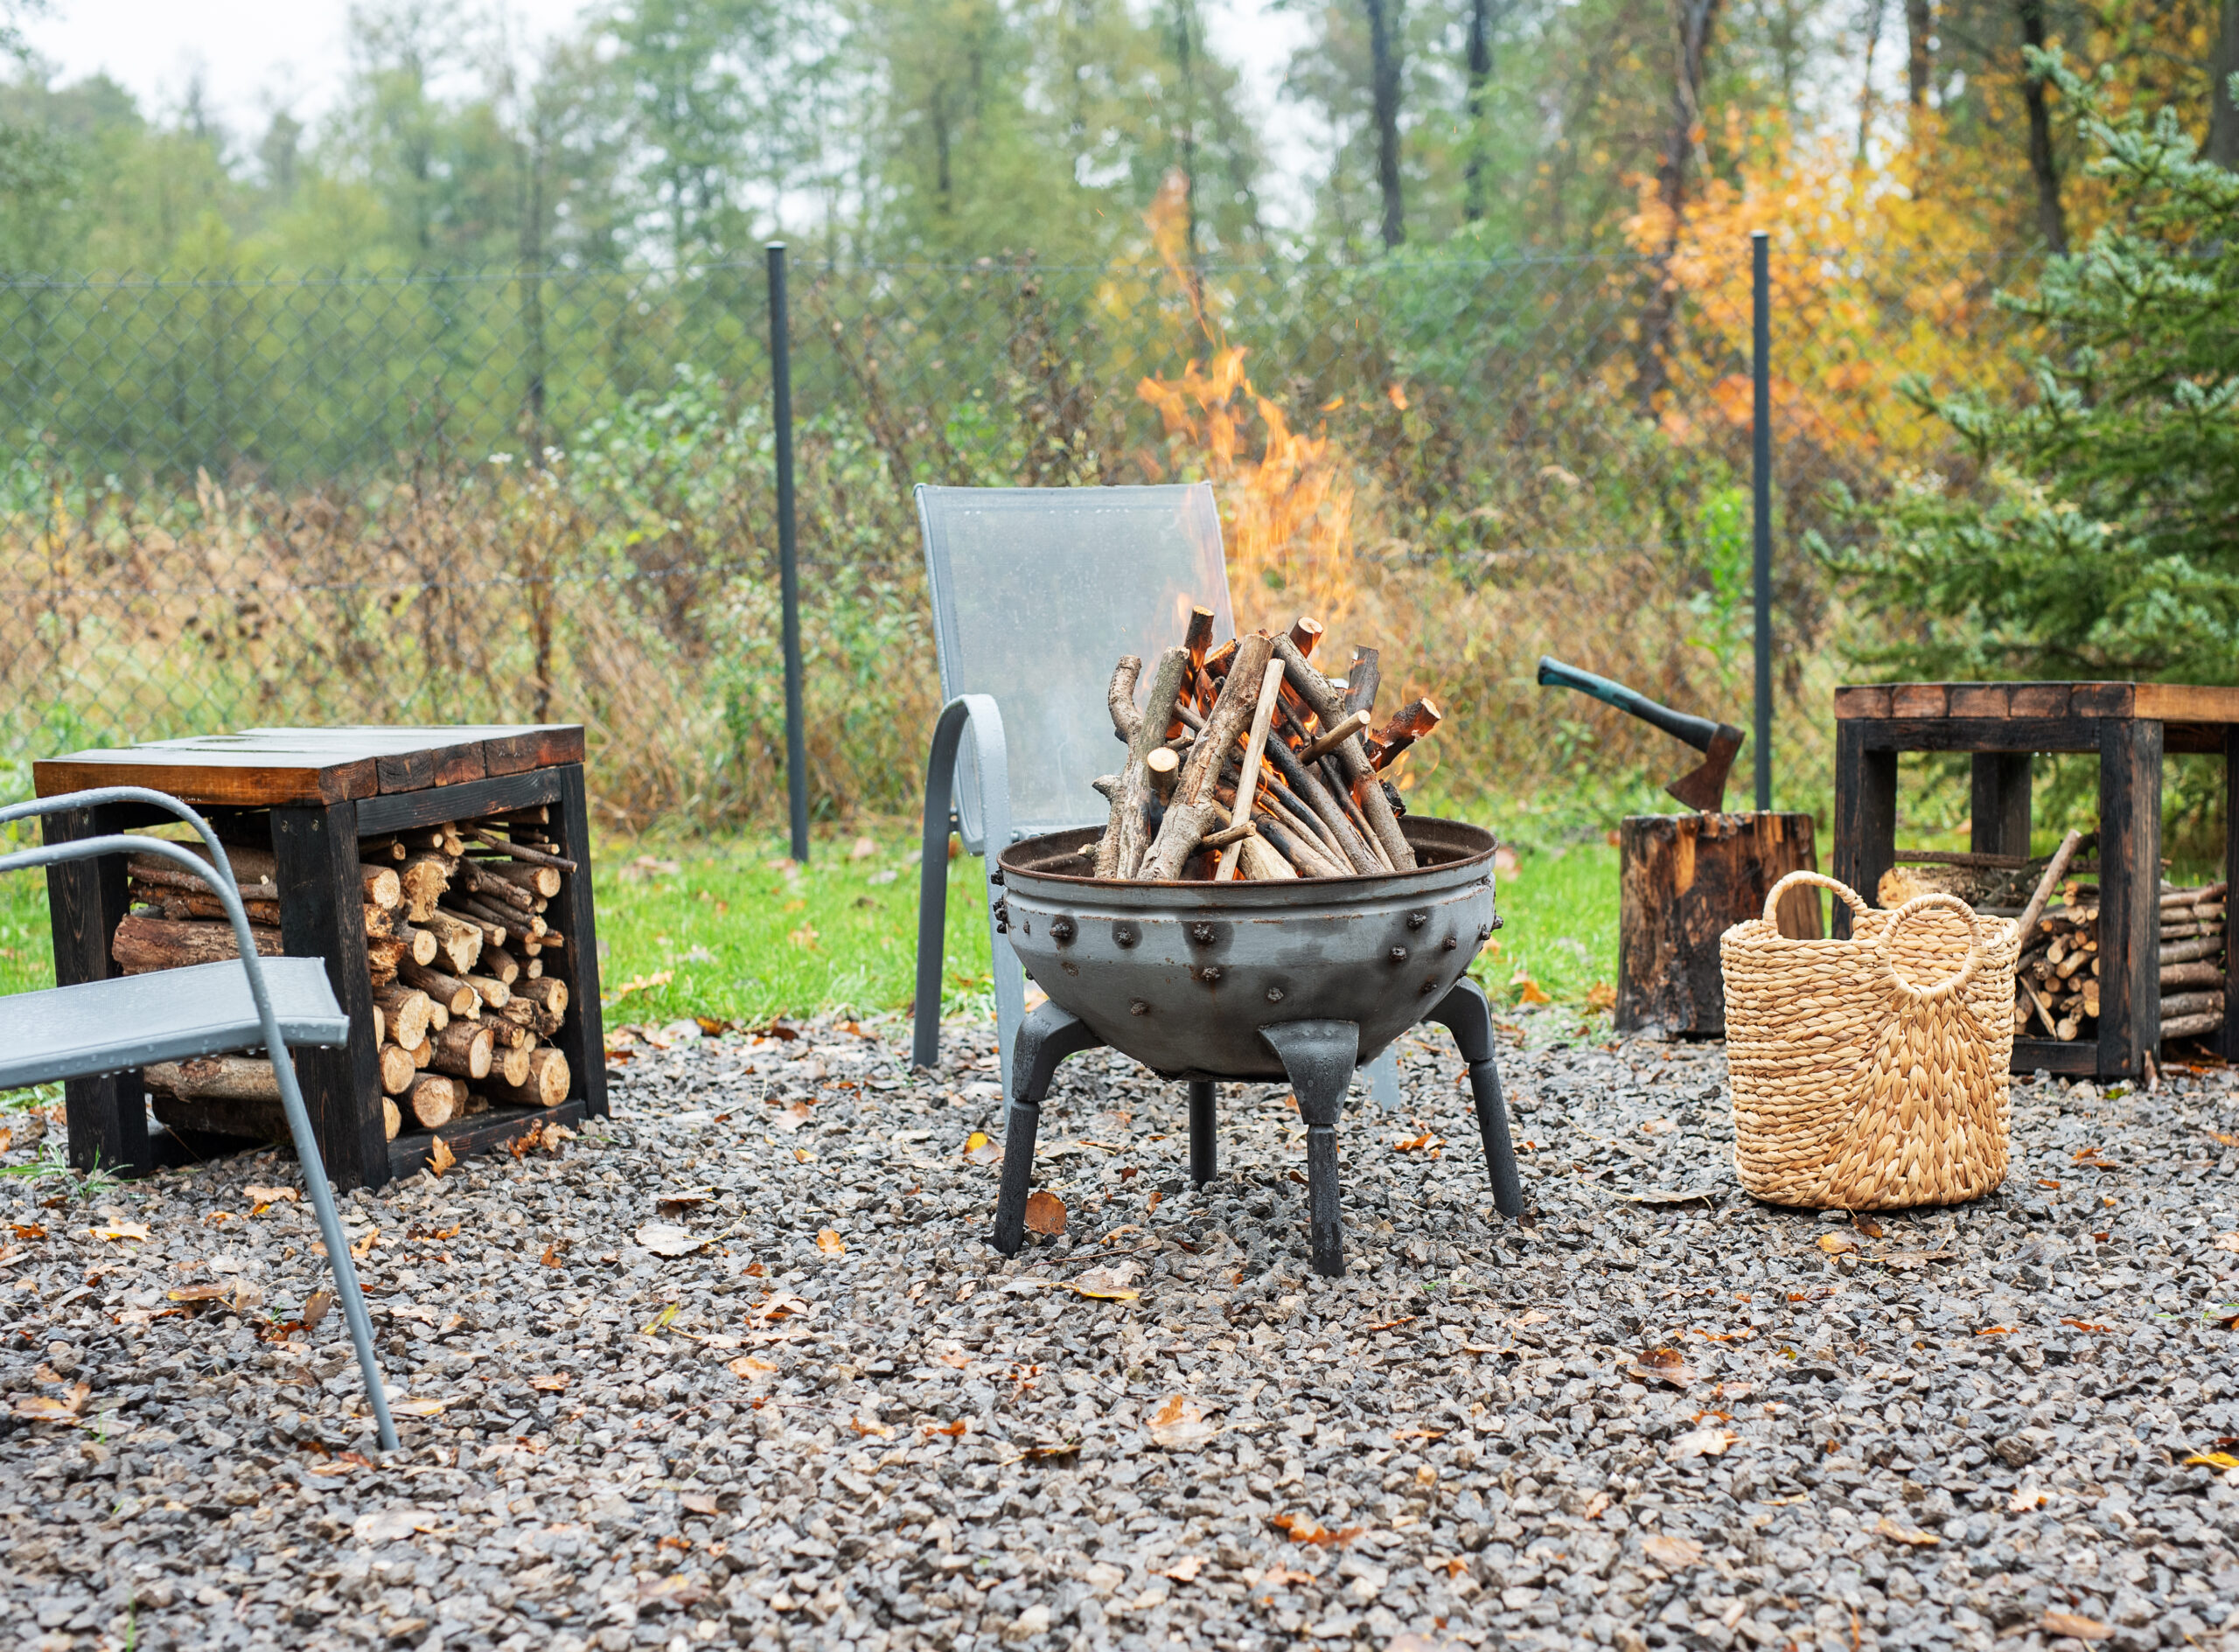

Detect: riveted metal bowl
[995,816,1500,1081]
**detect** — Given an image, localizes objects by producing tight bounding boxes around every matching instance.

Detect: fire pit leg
[1259,1021,1361,1279]
[991,1002,1106,1257]
[1426,979,1526,1219]
[1188,1081,1217,1185]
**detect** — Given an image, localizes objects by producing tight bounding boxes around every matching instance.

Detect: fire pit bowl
[989,815,1525,1276]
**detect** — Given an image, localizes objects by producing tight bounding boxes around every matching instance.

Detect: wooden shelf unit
[1833,681,2239,1079]
[34,725,607,1188]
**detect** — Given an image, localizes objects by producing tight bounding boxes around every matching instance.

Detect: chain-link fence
[0,243,2040,833]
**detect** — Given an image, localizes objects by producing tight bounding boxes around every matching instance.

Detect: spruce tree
[1825,54,2239,682]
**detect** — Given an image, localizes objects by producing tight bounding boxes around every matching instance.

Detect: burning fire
[1133,173,1363,640]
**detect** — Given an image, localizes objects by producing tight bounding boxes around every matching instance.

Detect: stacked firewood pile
[1092,609,1441,881]
[1880,854,2225,1046]
[2012,880,2227,1045]
[120,809,574,1142]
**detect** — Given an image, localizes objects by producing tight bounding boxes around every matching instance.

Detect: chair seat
[0,958,349,1089]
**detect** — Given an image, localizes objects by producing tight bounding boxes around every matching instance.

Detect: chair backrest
[917,484,1234,846]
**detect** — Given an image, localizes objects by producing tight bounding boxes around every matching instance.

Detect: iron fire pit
[989,816,1525,1277]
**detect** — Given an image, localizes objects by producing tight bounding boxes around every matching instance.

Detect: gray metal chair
[907,484,1404,1111]
[0,786,397,1452]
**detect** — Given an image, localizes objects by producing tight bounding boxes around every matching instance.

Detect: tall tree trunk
[1364,0,1405,247]
[2017,0,2068,253]
[1463,0,1496,222]
[1905,0,1934,108]
[932,82,954,216]
[1174,0,1199,268]
[1632,0,1722,414]
[1858,0,1885,164]
[519,125,548,443]
[2211,0,2239,170]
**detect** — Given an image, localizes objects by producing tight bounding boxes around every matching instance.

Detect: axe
[1536,656,1746,814]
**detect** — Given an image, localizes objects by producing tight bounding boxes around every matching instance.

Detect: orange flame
[1135,171,1362,636]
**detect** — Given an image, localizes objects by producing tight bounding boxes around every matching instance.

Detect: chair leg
[1365,1046,1403,1112]
[1425,978,1525,1219]
[990,1003,1106,1256]
[989,924,1027,1103]
[1261,1021,1360,1279]
[273,1051,398,1453]
[1188,1081,1217,1184]
[910,721,962,1074]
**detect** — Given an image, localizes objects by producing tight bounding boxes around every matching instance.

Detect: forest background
[0,0,2232,1018]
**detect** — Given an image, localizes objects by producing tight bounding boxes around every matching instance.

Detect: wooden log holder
[35,725,606,1188]
[1833,680,2239,1078]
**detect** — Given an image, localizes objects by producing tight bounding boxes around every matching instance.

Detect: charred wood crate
[1834,680,2239,1078]
[33,726,605,1189]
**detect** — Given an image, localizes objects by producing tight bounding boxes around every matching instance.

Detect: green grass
[1482,840,1621,1007]
[0,826,1628,1038]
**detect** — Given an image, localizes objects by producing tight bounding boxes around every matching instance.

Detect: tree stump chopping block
[1618,811,1821,1037]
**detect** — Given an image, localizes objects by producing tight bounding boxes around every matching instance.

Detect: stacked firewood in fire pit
[1092,608,1442,881]
[122,809,574,1142]
[2010,880,2228,1045]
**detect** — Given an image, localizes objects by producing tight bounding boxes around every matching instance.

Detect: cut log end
[405,1074,460,1130]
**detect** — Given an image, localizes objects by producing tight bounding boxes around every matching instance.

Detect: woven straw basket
[1720,870,2020,1210]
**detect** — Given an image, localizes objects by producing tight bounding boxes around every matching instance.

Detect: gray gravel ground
[3,1010,2239,1652]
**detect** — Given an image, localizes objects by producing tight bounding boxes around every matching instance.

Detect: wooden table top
[1835,681,2239,725]
[34,725,585,808]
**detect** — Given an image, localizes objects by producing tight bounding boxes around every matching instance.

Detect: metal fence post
[768,241,811,863]
[1751,229,1773,813]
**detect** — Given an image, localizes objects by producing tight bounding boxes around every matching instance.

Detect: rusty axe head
[1663,721,1744,813]
[1534,656,1748,815]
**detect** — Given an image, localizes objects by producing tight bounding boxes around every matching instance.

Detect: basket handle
[1761,870,1871,926]
[1874,892,1987,1004]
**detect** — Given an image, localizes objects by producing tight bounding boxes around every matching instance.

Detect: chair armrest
[0,786,251,904]
[0,790,302,1051]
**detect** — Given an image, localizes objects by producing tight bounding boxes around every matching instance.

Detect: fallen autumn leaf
[1023,1189,1066,1237]
[816,1228,847,1256]
[1665,1425,1736,1461]
[1629,1347,1699,1388]
[1269,1511,1366,1547]
[1071,1260,1142,1301]
[1875,1516,1941,1546]
[2041,1612,2114,1642]
[1641,1534,1703,1568]
[1146,1394,1218,1452]
[637,1223,708,1258]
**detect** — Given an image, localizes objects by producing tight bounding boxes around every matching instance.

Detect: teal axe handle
[1535,656,1720,755]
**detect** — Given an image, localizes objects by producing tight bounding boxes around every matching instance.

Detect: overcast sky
[24,1,1315,174]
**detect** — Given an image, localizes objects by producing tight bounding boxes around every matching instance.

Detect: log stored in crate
[34,726,605,1189]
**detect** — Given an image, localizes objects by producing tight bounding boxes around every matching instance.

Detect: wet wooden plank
[2007,683,2073,717]
[1947,684,2012,719]
[1832,686,1892,720]
[2069,682,2135,717]
[1888,684,1950,719]
[2131,682,2239,725]
[34,749,378,807]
